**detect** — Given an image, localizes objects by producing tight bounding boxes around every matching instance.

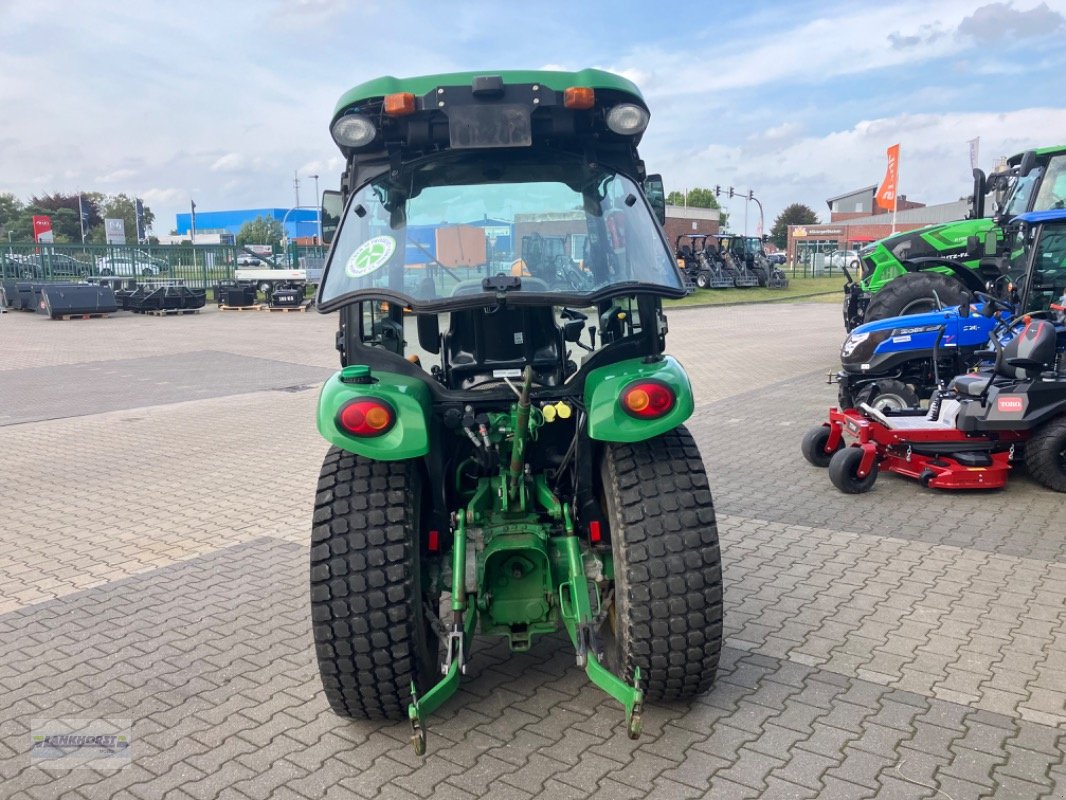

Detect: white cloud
[648,107,1066,232]
[210,154,248,173]
[96,168,138,183]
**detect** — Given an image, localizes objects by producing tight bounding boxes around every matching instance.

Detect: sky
[2,0,1065,237]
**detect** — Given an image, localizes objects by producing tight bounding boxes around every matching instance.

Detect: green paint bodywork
[333,68,644,120]
[859,145,1066,297]
[860,217,996,294]
[316,368,431,460]
[584,355,694,442]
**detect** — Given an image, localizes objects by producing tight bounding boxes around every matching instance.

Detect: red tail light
[620,380,675,419]
[337,398,395,437]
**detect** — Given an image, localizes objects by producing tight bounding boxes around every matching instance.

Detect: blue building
[174,208,320,240]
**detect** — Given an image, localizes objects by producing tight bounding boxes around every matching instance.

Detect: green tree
[0,192,23,236]
[29,193,104,242]
[666,187,729,230]
[237,216,286,247]
[770,203,820,249]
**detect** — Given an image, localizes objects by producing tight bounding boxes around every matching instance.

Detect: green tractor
[310,70,723,754]
[843,144,1066,330]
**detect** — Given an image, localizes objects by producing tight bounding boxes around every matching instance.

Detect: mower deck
[822,406,1023,491]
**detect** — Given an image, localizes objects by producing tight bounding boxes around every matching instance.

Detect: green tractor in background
[843,145,1066,330]
[309,70,723,754]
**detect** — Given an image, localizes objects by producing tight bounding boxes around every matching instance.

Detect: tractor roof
[1007,144,1066,165]
[1014,209,1066,225]
[333,69,644,119]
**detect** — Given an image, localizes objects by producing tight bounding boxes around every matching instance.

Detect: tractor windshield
[1032,156,1066,212]
[318,150,685,311]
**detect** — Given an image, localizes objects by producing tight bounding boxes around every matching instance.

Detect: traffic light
[714,185,720,197]
[728,187,734,198]
[748,189,754,200]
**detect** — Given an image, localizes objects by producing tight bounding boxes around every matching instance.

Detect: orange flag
[876,144,900,211]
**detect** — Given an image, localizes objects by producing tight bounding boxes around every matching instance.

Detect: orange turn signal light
[563,87,595,110]
[384,92,417,116]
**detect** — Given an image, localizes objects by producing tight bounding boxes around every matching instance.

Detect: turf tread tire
[828,446,879,493]
[602,426,723,702]
[1024,416,1066,492]
[310,447,436,721]
[801,425,841,467]
[864,272,971,324]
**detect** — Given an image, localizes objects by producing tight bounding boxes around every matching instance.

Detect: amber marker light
[384,92,417,116]
[563,87,595,109]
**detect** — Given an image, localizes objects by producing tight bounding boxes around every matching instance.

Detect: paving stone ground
[1,301,1063,799]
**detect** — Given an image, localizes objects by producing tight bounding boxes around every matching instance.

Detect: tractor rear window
[318,152,684,310]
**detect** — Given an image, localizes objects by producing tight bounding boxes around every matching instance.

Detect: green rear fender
[317,369,431,460]
[584,356,694,443]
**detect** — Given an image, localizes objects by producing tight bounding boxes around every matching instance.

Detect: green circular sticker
[345,235,396,278]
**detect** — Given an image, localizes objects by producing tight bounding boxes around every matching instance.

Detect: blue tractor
[833,210,1066,411]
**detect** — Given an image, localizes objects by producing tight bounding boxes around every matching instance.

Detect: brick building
[787,196,969,270]
[662,204,721,248]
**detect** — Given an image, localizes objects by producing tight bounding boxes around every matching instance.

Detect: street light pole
[310,174,320,244]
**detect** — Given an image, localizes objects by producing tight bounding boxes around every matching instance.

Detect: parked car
[96,250,168,276]
[236,253,262,266]
[20,253,94,279]
[825,249,861,271]
[767,253,787,266]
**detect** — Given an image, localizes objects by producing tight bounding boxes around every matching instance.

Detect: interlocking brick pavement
[0,302,1063,798]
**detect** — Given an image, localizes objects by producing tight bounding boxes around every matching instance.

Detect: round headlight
[331,114,377,148]
[605,104,650,135]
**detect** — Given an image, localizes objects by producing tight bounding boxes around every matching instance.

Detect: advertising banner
[32,215,54,243]
[104,218,126,245]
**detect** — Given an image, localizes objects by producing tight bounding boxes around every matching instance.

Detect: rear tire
[1024,416,1066,492]
[801,425,842,467]
[600,426,723,701]
[864,272,971,323]
[828,447,878,493]
[853,379,919,412]
[310,448,440,720]
[695,272,710,289]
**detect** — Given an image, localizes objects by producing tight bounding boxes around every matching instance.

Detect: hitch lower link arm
[557,505,644,740]
[408,511,475,756]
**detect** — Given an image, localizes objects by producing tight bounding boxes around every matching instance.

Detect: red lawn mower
[803,315,1066,493]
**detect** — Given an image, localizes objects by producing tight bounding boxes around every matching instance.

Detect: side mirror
[984,231,998,257]
[644,174,666,226]
[966,235,981,257]
[1019,150,1037,178]
[970,168,987,219]
[321,190,343,245]
[416,313,440,354]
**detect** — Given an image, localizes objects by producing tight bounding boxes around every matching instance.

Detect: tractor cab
[316,73,686,397]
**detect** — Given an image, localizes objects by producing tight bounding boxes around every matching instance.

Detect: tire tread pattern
[864,272,971,324]
[310,447,428,721]
[603,426,723,702]
[1024,417,1066,492]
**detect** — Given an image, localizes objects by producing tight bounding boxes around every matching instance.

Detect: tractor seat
[949,374,990,397]
[949,319,1058,396]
